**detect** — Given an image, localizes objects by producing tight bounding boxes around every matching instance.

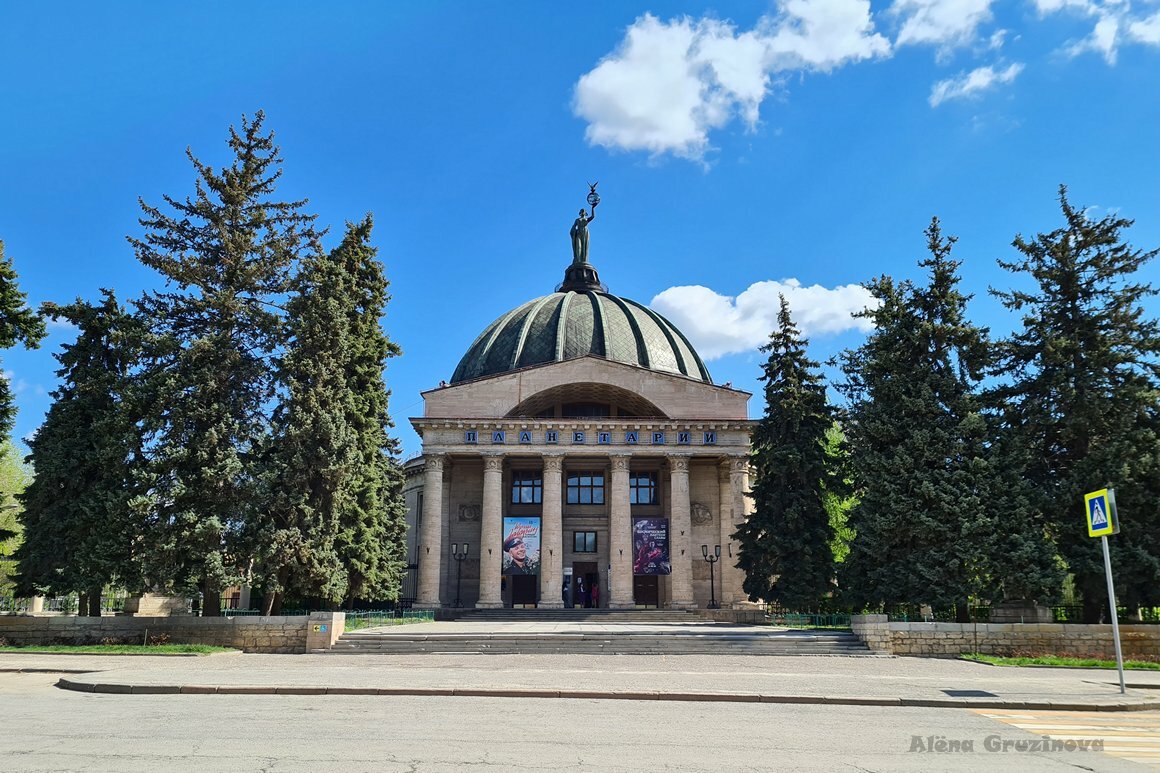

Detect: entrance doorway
[511,574,537,607]
[573,561,599,608]
[633,575,659,607]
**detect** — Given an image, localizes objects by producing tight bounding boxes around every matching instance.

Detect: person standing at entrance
[577,577,586,608]
[590,580,599,609]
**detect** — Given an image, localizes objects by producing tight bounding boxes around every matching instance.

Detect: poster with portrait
[502,516,541,576]
[632,517,671,575]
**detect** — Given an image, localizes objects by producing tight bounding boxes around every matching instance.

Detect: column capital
[729,456,750,474]
[482,455,503,472]
[667,455,691,473]
[541,454,565,472]
[424,454,446,472]
[609,454,631,471]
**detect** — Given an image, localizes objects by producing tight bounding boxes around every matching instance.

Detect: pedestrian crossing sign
[1084,488,1119,537]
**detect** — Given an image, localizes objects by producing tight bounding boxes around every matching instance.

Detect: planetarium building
[406,200,756,610]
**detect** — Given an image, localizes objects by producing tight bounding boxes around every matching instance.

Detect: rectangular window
[629,471,658,505]
[566,472,605,505]
[573,531,597,553]
[511,471,542,504]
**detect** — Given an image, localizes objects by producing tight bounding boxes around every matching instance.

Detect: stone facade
[850,614,1160,660]
[0,614,310,653]
[409,353,756,610]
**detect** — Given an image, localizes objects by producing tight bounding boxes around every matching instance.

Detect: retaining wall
[850,614,1160,659]
[0,614,313,654]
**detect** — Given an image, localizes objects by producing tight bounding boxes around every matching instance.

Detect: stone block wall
[851,614,892,653]
[850,615,1160,659]
[0,614,310,653]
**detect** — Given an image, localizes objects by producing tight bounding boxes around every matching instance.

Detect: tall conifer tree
[256,216,407,611]
[0,241,46,436]
[735,297,838,608]
[841,219,1060,617]
[130,113,321,613]
[333,216,407,605]
[992,187,1160,621]
[15,292,142,614]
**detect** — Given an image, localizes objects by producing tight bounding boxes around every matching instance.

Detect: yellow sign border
[1084,488,1115,537]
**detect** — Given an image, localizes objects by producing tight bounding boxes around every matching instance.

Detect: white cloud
[650,278,876,360]
[929,62,1024,106]
[46,317,79,334]
[1035,0,1160,64]
[1031,0,1097,15]
[573,2,889,160]
[1128,10,1160,43]
[1067,13,1123,62]
[0,370,31,396]
[891,0,996,48]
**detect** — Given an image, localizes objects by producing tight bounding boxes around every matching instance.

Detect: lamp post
[451,543,469,608]
[702,544,721,610]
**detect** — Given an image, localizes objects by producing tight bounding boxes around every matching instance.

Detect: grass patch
[0,644,235,655]
[963,653,1160,670]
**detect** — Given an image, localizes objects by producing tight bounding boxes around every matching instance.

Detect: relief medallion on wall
[691,502,712,526]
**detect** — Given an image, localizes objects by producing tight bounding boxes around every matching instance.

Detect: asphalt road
[2,672,1153,772]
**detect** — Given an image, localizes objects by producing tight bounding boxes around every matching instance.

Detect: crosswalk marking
[976,709,1160,768]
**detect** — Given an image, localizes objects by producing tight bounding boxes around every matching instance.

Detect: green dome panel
[450,290,712,385]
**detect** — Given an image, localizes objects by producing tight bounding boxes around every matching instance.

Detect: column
[609,455,634,608]
[718,462,736,607]
[415,455,445,608]
[729,456,755,608]
[668,455,695,609]
[539,455,565,608]
[476,455,504,608]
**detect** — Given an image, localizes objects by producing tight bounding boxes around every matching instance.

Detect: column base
[538,600,565,609]
[475,600,503,609]
[610,600,636,609]
[668,601,697,611]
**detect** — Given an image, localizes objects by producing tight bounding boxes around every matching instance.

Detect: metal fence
[0,595,126,614]
[766,611,851,629]
[344,609,435,631]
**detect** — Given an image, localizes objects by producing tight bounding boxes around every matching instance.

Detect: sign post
[1084,487,1125,694]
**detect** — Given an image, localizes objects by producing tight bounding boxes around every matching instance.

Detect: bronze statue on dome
[570,182,600,264]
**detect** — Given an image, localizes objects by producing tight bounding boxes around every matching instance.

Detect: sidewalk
[4,649,1159,710]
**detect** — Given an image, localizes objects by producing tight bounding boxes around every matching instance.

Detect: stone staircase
[327,609,873,656]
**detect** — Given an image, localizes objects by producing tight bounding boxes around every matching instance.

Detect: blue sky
[1,0,1158,458]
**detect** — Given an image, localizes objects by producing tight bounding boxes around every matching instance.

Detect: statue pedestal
[559,262,603,293]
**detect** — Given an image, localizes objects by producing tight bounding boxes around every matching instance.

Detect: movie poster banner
[632,517,671,575]
[502,516,541,576]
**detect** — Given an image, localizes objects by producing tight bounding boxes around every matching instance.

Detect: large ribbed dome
[451,290,712,385]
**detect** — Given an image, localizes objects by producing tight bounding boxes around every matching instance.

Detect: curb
[52,678,1160,711]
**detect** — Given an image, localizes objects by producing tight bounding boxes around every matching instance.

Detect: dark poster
[632,517,671,575]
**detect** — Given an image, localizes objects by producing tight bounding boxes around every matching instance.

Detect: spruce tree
[992,186,1160,621]
[332,216,407,606]
[255,216,407,611]
[14,292,142,614]
[130,113,321,614]
[840,219,1060,617]
[734,296,838,609]
[0,241,47,436]
[254,228,357,613]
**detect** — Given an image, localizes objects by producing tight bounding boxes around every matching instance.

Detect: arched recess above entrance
[505,383,668,420]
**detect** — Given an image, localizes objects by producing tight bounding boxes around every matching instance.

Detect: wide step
[328,627,873,656]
